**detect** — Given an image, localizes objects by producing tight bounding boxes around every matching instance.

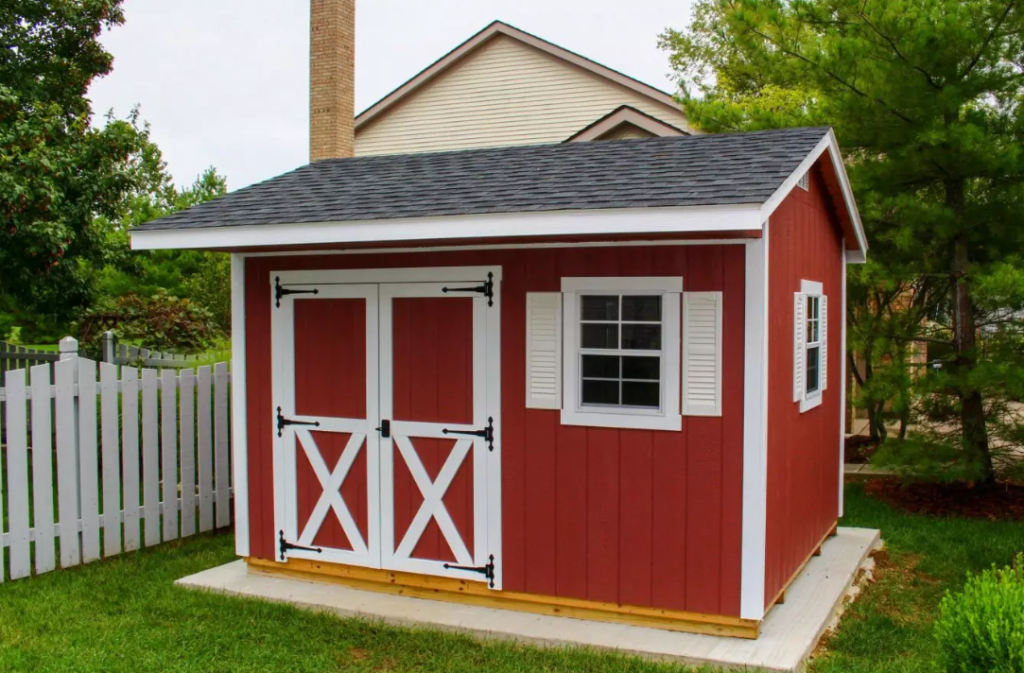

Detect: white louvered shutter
[526,292,562,409]
[820,294,828,391]
[682,291,723,417]
[793,292,806,402]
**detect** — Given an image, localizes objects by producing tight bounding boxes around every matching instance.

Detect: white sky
[88,0,695,190]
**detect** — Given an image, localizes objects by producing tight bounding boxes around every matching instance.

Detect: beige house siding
[596,124,657,141]
[355,35,689,156]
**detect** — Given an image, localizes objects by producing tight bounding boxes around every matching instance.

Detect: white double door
[271,270,501,587]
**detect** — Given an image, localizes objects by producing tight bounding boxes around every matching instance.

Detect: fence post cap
[59,336,79,358]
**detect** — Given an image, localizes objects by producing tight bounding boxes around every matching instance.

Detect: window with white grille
[794,279,827,412]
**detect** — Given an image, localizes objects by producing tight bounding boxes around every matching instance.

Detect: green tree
[0,0,161,339]
[96,167,232,333]
[661,0,1024,486]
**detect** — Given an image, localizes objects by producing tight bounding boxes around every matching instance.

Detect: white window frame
[560,277,682,431]
[800,279,824,413]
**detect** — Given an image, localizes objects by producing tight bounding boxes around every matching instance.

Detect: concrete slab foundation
[177,527,881,672]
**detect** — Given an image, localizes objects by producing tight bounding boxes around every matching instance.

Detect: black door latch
[376,419,391,438]
[442,272,494,307]
[279,530,322,561]
[442,417,494,451]
[276,407,321,437]
[444,555,496,588]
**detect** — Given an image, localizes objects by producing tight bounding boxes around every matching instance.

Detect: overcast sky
[87,0,695,190]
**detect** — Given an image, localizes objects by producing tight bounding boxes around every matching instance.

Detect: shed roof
[135,127,831,232]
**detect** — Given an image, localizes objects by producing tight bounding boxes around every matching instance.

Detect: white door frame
[271,283,381,567]
[270,266,502,589]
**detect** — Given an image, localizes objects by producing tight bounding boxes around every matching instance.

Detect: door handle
[376,419,391,438]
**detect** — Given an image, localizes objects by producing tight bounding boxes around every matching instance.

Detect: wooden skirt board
[246,557,760,639]
[270,268,502,588]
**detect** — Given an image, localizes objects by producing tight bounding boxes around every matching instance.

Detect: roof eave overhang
[759,128,868,263]
[129,204,765,252]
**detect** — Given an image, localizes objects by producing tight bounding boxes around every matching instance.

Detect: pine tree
[661,0,1024,485]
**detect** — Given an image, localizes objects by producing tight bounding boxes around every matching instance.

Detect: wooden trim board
[246,557,760,639]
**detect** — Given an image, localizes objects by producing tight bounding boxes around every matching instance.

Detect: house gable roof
[566,105,689,142]
[355,21,692,133]
[130,127,865,260]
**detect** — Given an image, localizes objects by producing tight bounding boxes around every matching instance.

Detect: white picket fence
[0,337,232,583]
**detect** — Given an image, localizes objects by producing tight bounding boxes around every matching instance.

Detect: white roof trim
[130,205,763,251]
[355,21,693,133]
[759,129,867,260]
[566,106,689,142]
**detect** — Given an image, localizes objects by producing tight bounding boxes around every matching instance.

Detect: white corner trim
[561,276,683,293]
[759,129,868,260]
[740,230,769,621]
[230,253,249,557]
[838,252,847,518]
[129,205,765,251]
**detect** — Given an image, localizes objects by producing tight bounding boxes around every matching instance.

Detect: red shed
[131,128,867,638]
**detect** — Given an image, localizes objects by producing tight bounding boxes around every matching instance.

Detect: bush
[934,553,1024,673]
[76,290,220,354]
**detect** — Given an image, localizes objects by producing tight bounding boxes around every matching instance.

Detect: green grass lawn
[0,483,1020,673]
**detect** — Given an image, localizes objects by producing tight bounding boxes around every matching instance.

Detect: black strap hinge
[277,406,321,437]
[279,530,322,561]
[275,276,319,308]
[442,417,494,451]
[444,554,496,588]
[442,272,494,307]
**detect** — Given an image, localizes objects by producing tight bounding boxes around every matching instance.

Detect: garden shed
[130,126,867,638]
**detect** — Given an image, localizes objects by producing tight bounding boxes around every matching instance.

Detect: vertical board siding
[5,369,30,579]
[197,366,215,532]
[160,369,179,541]
[30,364,56,573]
[142,369,161,547]
[0,358,233,582]
[101,362,122,557]
[122,367,141,552]
[765,166,844,608]
[55,358,81,567]
[244,243,746,616]
[214,362,231,529]
[78,360,101,563]
[180,369,197,537]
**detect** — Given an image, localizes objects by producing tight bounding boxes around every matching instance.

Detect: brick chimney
[309,0,355,162]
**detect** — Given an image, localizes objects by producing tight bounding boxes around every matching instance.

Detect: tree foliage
[661,0,1024,485]
[0,0,161,338]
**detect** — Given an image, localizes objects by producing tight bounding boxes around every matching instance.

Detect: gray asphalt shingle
[133,127,829,231]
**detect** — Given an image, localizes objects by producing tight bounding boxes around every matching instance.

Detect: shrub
[77,290,220,354]
[934,553,1024,673]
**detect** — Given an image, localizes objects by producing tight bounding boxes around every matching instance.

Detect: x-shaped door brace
[296,429,369,557]
[393,436,474,566]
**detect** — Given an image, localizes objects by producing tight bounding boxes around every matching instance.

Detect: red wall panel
[243,243,746,616]
[765,167,844,608]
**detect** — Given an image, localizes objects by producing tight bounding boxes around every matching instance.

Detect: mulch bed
[864,478,1024,521]
[845,435,879,464]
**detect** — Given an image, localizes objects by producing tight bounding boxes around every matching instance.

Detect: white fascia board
[129,205,764,251]
[759,129,868,262]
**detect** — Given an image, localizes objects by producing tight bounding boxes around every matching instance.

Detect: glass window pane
[582,379,619,405]
[807,318,816,343]
[582,355,620,379]
[622,381,660,408]
[621,324,661,350]
[581,295,619,321]
[622,356,660,380]
[806,346,820,393]
[622,296,661,321]
[582,324,618,349]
